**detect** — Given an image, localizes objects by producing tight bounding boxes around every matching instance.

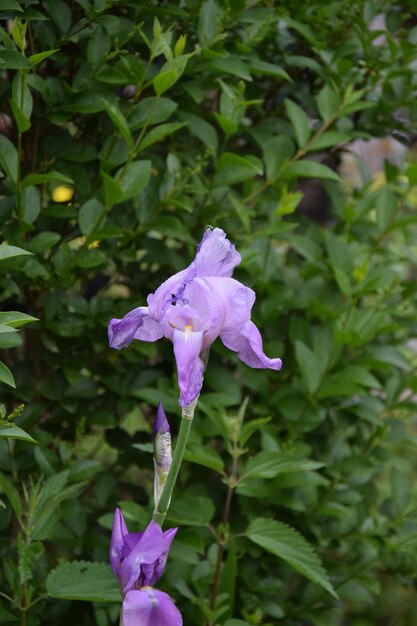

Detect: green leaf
[198,0,222,46]
[115,160,151,201]
[78,198,105,237]
[0,471,22,517]
[129,97,178,130]
[244,452,323,479]
[22,186,41,224]
[10,97,30,133]
[0,361,15,388]
[306,131,351,151]
[284,160,341,182]
[0,1,23,11]
[0,135,18,184]
[138,122,187,152]
[285,99,311,148]
[0,311,37,327]
[0,425,37,443]
[29,48,59,66]
[376,186,397,232]
[210,55,252,81]
[316,85,341,122]
[246,518,336,597]
[102,98,133,147]
[46,561,121,602]
[295,340,327,395]
[263,136,295,180]
[0,49,31,69]
[214,152,263,187]
[0,244,31,261]
[167,495,215,526]
[248,59,290,81]
[153,70,179,96]
[21,171,73,188]
[102,171,123,207]
[183,444,224,473]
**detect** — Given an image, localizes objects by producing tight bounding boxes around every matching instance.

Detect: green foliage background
[1,1,417,624]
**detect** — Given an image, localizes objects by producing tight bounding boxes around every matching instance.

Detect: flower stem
[153,400,197,526]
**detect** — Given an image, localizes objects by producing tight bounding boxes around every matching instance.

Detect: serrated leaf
[47,561,121,602]
[0,425,37,443]
[285,99,311,148]
[244,452,323,479]
[17,537,43,584]
[246,518,336,597]
[0,471,22,517]
[167,495,215,526]
[0,361,15,388]
[183,444,224,473]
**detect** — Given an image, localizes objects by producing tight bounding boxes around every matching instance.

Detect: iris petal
[193,227,241,278]
[119,521,177,592]
[173,329,204,407]
[108,307,163,349]
[110,508,128,574]
[123,589,182,626]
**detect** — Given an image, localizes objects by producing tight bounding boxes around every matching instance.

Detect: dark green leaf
[47,561,121,602]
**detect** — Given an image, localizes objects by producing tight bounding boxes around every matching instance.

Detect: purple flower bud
[153,403,172,509]
[108,227,282,408]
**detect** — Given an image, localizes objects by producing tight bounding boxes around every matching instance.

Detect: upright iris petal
[108,227,282,407]
[110,509,181,625]
[153,404,172,508]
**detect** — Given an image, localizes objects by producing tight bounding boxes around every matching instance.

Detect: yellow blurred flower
[52,185,74,203]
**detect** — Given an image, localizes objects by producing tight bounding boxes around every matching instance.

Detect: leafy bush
[1,1,417,625]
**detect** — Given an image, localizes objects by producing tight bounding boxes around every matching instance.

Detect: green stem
[153,400,197,526]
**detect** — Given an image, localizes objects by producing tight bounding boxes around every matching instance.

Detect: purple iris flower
[110,508,182,626]
[108,227,282,407]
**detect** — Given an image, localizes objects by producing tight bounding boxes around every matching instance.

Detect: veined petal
[199,276,282,371]
[173,328,205,407]
[110,508,128,576]
[108,307,163,349]
[123,589,182,626]
[193,227,241,277]
[119,520,177,592]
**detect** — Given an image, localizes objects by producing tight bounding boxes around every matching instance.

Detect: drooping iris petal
[119,520,177,592]
[172,329,204,407]
[192,227,241,278]
[110,508,128,574]
[123,588,183,626]
[200,276,283,371]
[108,307,163,349]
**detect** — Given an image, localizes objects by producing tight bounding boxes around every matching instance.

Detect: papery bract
[109,227,282,407]
[153,403,172,508]
[110,509,182,626]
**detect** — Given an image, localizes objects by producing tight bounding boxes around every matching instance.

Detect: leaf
[10,97,31,133]
[0,425,37,444]
[316,85,341,122]
[214,152,263,187]
[167,494,215,526]
[0,135,18,184]
[0,244,31,261]
[284,160,341,182]
[183,444,224,473]
[0,309,36,327]
[102,98,133,147]
[153,70,179,96]
[102,171,123,207]
[0,361,15,388]
[244,452,323,479]
[0,472,22,517]
[138,122,187,151]
[0,1,23,11]
[198,0,222,46]
[285,99,311,148]
[129,97,178,130]
[246,518,336,597]
[376,186,397,232]
[306,131,351,151]
[21,171,73,188]
[248,59,290,81]
[29,48,59,66]
[263,136,295,180]
[295,340,327,395]
[46,561,121,602]
[78,198,105,236]
[0,49,31,69]
[115,160,151,201]
[210,56,252,81]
